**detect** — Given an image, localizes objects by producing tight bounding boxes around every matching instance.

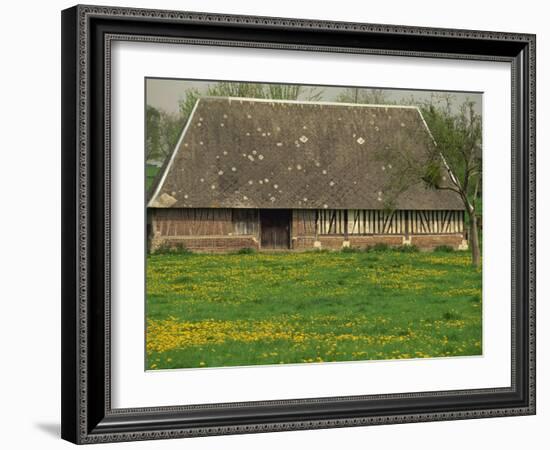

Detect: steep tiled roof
[148,97,464,210]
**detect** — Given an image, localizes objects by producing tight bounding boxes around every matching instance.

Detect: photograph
[145,79,483,370]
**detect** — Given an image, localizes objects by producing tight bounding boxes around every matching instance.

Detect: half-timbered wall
[292,210,317,236]
[232,209,259,235]
[347,210,409,235]
[316,209,464,235]
[150,208,466,252]
[152,208,259,236]
[317,209,346,235]
[409,210,464,234]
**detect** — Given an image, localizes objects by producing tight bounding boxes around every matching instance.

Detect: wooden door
[260,209,291,249]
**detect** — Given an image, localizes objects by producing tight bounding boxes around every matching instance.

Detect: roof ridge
[199,96,420,110]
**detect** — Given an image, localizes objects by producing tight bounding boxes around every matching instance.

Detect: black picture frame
[61,4,536,444]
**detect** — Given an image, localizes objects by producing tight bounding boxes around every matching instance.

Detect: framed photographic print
[61,4,536,444]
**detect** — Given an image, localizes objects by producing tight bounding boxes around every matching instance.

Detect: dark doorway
[260,209,291,249]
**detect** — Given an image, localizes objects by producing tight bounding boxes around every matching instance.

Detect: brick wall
[150,236,259,253]
[318,236,346,250]
[348,235,403,248]
[315,235,404,249]
[410,234,466,250]
[292,234,465,251]
[151,233,466,253]
[292,236,317,250]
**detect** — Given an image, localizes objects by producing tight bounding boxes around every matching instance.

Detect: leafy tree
[205,82,267,99]
[146,105,161,160]
[159,112,184,159]
[266,84,302,100]
[203,82,324,101]
[266,83,325,101]
[375,95,482,267]
[383,96,482,266]
[146,105,184,161]
[336,88,392,105]
[420,98,482,267]
[178,88,200,122]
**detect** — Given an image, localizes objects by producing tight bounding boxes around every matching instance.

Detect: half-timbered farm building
[147,97,468,252]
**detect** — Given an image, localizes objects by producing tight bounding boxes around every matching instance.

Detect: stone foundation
[292,236,317,250]
[150,236,259,253]
[151,234,467,253]
[410,234,467,250]
[293,234,466,251]
[348,235,404,248]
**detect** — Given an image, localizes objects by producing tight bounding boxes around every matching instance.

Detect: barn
[147,97,468,253]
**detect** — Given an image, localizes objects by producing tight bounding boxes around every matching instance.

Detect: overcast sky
[146,78,482,115]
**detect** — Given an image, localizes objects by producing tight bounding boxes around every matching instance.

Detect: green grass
[146,250,482,370]
[146,165,161,192]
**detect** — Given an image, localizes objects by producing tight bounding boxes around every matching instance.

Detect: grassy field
[146,248,482,370]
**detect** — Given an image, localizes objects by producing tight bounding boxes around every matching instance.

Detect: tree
[375,95,482,267]
[178,88,200,121]
[336,88,392,105]
[202,82,324,101]
[420,99,482,267]
[265,83,323,101]
[158,111,184,159]
[146,105,185,161]
[145,105,161,160]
